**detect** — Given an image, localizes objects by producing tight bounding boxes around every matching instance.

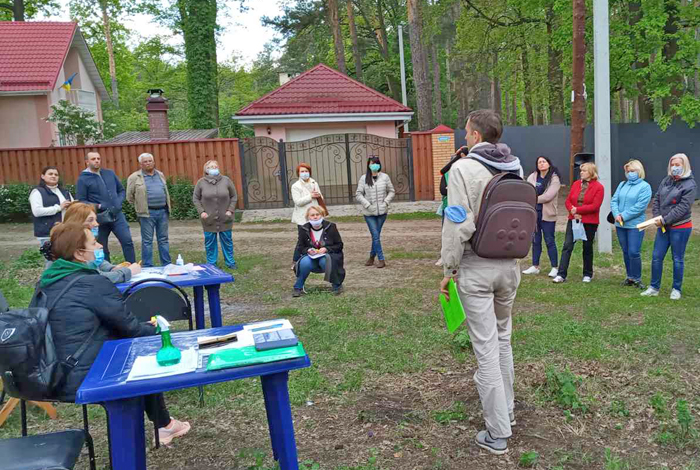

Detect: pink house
[0,22,109,149]
[233,64,413,141]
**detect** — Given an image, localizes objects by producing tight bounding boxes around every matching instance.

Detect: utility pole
[570,0,586,184]
[398,24,409,133]
[594,0,612,253]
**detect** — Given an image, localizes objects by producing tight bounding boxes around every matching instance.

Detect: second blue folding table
[116,264,234,329]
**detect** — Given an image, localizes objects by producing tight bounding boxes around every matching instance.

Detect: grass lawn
[1,217,699,470]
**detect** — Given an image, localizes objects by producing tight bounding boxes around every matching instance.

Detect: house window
[66,89,98,117]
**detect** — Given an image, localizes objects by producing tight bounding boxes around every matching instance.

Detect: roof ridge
[235,63,411,116]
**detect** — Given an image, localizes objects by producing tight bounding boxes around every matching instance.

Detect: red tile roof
[236,64,412,116]
[0,22,77,93]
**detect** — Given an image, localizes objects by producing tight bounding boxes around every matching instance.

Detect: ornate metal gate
[240,133,414,210]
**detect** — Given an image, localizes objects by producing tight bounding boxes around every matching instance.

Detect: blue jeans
[97,211,135,263]
[364,214,387,260]
[138,208,171,267]
[294,256,340,290]
[532,211,558,267]
[616,227,644,282]
[204,230,236,268]
[650,228,691,291]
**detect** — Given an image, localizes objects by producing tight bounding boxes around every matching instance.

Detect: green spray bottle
[153,316,181,366]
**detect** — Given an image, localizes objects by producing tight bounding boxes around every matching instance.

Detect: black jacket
[76,168,126,213]
[294,220,345,286]
[439,148,467,197]
[30,273,155,402]
[652,174,697,227]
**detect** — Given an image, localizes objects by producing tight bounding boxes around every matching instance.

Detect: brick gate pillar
[429,125,455,201]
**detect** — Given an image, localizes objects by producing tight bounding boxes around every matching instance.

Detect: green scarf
[40,259,97,287]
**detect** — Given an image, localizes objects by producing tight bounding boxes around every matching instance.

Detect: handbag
[607,181,626,224]
[572,219,588,242]
[96,208,115,225]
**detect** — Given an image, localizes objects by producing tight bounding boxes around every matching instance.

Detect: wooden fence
[410,133,435,201]
[0,138,244,209]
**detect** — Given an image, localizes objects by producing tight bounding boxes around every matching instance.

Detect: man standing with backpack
[440,110,532,455]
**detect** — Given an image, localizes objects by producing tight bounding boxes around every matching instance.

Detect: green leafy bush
[519,451,539,468]
[545,366,588,413]
[0,179,199,223]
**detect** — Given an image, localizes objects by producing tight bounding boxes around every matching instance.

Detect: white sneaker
[552,276,566,283]
[548,268,558,278]
[641,287,659,297]
[582,276,592,283]
[522,266,540,275]
[435,258,443,267]
[670,289,681,300]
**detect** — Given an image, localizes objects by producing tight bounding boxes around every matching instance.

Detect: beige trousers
[457,253,521,438]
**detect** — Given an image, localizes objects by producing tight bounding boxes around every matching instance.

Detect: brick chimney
[146,89,169,141]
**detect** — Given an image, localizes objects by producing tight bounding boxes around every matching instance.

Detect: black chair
[0,429,87,470]
[123,278,197,448]
[123,278,193,330]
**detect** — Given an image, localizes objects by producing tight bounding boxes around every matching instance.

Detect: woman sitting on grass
[292,206,345,297]
[35,222,190,445]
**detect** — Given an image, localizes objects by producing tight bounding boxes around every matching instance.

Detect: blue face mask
[207,168,220,176]
[309,217,324,228]
[90,227,99,237]
[671,166,683,177]
[626,171,639,182]
[86,248,105,269]
[369,163,381,172]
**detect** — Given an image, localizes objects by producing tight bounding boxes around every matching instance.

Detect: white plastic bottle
[176,254,184,266]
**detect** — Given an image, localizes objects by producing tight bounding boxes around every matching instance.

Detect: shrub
[545,366,588,413]
[0,179,200,223]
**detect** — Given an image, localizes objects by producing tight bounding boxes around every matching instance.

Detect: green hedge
[0,179,201,223]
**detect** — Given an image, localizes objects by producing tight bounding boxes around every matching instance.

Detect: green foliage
[518,451,539,468]
[545,366,588,413]
[676,399,694,438]
[452,329,472,350]
[46,100,114,146]
[650,392,669,418]
[604,448,631,470]
[433,401,467,425]
[0,183,34,222]
[609,399,630,418]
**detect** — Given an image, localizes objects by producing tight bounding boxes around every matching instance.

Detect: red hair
[296,163,312,176]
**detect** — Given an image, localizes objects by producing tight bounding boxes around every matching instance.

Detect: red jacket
[565,179,604,224]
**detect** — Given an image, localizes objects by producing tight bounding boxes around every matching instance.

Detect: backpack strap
[43,274,101,370]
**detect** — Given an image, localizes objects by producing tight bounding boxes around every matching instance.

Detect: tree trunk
[546,7,565,124]
[511,70,518,126]
[445,44,453,126]
[504,80,510,124]
[570,0,587,183]
[618,91,627,123]
[520,47,535,125]
[491,52,502,115]
[100,0,119,107]
[629,1,654,121]
[407,0,432,130]
[327,0,346,74]
[431,43,443,124]
[661,0,681,114]
[347,0,362,81]
[15,0,24,20]
[179,0,219,129]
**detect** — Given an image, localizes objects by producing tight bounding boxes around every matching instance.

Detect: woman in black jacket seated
[35,222,191,445]
[293,206,345,297]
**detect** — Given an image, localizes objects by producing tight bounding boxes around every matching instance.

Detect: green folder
[206,343,306,371]
[440,279,465,333]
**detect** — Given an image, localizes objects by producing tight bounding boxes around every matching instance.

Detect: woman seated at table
[292,206,345,297]
[36,222,191,445]
[45,202,142,284]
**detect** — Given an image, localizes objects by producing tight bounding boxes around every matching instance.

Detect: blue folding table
[116,264,234,329]
[76,325,311,470]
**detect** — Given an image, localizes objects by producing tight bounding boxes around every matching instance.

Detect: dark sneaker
[475,430,508,455]
[332,286,343,296]
[633,280,646,290]
[292,288,304,298]
[622,278,635,286]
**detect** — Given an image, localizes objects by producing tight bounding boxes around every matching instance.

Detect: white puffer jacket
[355,172,395,216]
[291,178,322,225]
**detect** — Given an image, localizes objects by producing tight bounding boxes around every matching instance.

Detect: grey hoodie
[467,142,523,177]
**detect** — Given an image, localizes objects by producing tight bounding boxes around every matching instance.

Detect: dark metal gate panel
[284,133,413,206]
[240,137,284,209]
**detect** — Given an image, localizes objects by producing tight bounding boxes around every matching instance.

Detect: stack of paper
[127,348,198,382]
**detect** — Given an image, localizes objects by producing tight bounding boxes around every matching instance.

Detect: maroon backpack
[469,159,538,259]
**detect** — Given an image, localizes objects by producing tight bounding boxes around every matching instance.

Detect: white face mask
[299,172,310,181]
[309,217,323,228]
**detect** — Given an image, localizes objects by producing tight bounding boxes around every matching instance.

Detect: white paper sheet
[127,348,198,382]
